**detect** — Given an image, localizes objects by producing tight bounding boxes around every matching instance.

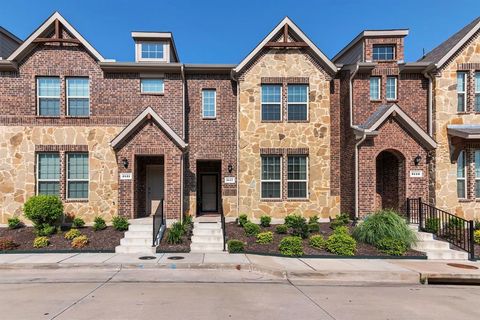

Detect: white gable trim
[233,17,337,74]
[436,20,480,68]
[111,107,187,149]
[8,11,105,62]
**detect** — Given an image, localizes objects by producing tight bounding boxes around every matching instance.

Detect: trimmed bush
[285,215,309,239]
[330,213,350,230]
[377,238,407,256]
[275,224,288,234]
[112,216,129,231]
[36,224,57,236]
[0,237,17,251]
[7,217,22,229]
[238,214,249,227]
[33,236,49,248]
[284,214,302,228]
[309,234,325,249]
[244,222,260,237]
[227,239,244,253]
[23,195,63,231]
[260,215,272,227]
[474,230,480,245]
[72,217,85,228]
[424,217,440,234]
[64,228,81,240]
[308,223,320,233]
[256,231,273,244]
[333,226,350,235]
[166,222,184,244]
[352,210,417,248]
[326,232,356,256]
[308,215,319,224]
[93,217,107,231]
[279,236,304,257]
[71,235,89,249]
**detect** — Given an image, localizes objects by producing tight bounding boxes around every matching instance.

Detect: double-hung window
[370,77,381,100]
[261,156,281,199]
[261,84,281,121]
[372,45,395,61]
[287,156,308,198]
[202,89,216,118]
[287,84,308,121]
[457,150,467,199]
[141,42,164,60]
[37,153,60,195]
[67,153,89,199]
[141,79,164,94]
[37,77,60,116]
[67,78,90,116]
[475,150,480,198]
[386,77,397,101]
[475,72,480,112]
[457,72,467,112]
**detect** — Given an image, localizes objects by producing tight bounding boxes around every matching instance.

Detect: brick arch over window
[375,149,406,212]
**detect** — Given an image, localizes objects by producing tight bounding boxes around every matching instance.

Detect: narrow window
[386,77,397,100]
[457,150,466,199]
[141,42,164,60]
[67,78,89,116]
[372,45,395,61]
[287,84,308,121]
[475,72,480,112]
[37,77,60,116]
[67,153,89,199]
[261,156,281,199]
[476,150,480,198]
[287,155,308,198]
[37,153,60,195]
[457,72,467,112]
[261,84,281,121]
[370,77,381,100]
[202,89,216,118]
[141,79,164,94]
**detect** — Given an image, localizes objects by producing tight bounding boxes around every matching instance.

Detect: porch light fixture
[228,164,233,173]
[414,155,422,166]
[122,157,129,169]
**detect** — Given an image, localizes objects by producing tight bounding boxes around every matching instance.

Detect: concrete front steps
[409,225,469,260]
[190,216,225,253]
[115,217,156,254]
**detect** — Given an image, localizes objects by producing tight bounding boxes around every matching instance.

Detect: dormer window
[136,41,168,62]
[372,45,395,61]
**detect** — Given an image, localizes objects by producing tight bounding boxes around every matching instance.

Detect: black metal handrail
[406,197,475,261]
[220,199,226,251]
[152,199,165,247]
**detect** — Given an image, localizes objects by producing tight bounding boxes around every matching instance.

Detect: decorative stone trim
[35,144,88,152]
[458,63,480,70]
[261,77,309,84]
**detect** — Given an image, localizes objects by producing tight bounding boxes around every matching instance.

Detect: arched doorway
[375,150,406,212]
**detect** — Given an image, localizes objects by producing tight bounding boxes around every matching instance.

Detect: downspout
[349,64,362,219]
[422,70,433,137]
[180,64,185,223]
[231,70,240,219]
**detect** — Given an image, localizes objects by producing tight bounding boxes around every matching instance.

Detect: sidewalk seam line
[57,253,80,264]
[287,278,336,320]
[297,258,317,271]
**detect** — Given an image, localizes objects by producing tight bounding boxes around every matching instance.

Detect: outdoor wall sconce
[228,164,233,173]
[122,157,129,169]
[414,155,422,166]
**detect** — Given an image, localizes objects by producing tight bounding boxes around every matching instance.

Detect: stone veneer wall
[238,49,340,220]
[0,126,121,224]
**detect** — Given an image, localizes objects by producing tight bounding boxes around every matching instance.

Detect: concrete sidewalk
[0,252,479,284]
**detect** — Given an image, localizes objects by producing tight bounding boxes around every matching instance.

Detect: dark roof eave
[99,62,183,73]
[184,64,236,74]
[0,60,18,71]
[398,62,432,73]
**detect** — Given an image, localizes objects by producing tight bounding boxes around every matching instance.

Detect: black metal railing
[220,199,226,251]
[407,197,475,261]
[152,199,165,247]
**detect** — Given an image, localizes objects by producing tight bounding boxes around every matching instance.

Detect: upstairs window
[141,42,164,60]
[261,156,281,199]
[370,77,381,100]
[372,45,395,61]
[287,155,308,199]
[37,77,60,116]
[141,79,164,94]
[37,153,60,196]
[67,153,89,200]
[457,72,467,112]
[287,84,308,121]
[202,89,216,118]
[457,150,466,199]
[386,77,397,101]
[475,72,480,112]
[261,84,281,121]
[67,78,90,116]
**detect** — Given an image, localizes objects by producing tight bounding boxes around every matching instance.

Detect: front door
[200,174,218,212]
[146,165,164,216]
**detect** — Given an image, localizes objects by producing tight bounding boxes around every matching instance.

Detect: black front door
[199,174,218,213]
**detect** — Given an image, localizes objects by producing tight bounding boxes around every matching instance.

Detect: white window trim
[386,77,397,101]
[140,78,165,94]
[372,45,395,61]
[66,77,90,116]
[260,155,282,200]
[457,150,467,199]
[135,41,169,62]
[287,155,309,199]
[261,84,282,121]
[37,77,60,116]
[370,77,381,101]
[287,84,309,121]
[475,150,480,199]
[457,71,467,112]
[202,89,216,119]
[475,72,480,112]
[36,153,60,195]
[66,153,89,200]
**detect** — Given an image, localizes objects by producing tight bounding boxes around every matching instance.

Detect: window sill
[260,198,283,202]
[286,198,309,202]
[65,116,90,119]
[287,120,309,123]
[370,100,382,103]
[386,99,398,103]
[261,120,282,123]
[458,199,473,203]
[457,112,470,115]
[372,59,396,63]
[64,199,89,203]
[140,92,164,96]
[202,117,217,120]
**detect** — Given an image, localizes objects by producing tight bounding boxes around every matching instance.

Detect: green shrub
[333,226,350,235]
[275,224,288,234]
[352,210,417,248]
[285,214,302,228]
[33,236,49,248]
[308,222,320,233]
[309,234,325,249]
[238,214,249,227]
[475,220,480,230]
[227,239,244,253]
[166,222,185,244]
[93,217,107,231]
[183,214,193,227]
[244,222,260,237]
[36,224,57,236]
[256,231,273,244]
[72,217,85,228]
[377,238,407,256]
[308,215,319,224]
[71,235,89,249]
[279,236,304,257]
[0,237,17,251]
[112,216,129,231]
[260,215,272,227]
[7,217,22,229]
[424,217,440,234]
[474,230,480,245]
[330,213,350,230]
[325,232,356,256]
[64,228,81,240]
[23,195,63,231]
[285,214,309,239]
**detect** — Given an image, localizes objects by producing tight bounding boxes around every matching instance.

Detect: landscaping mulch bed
[156,224,192,253]
[226,222,426,257]
[0,226,124,252]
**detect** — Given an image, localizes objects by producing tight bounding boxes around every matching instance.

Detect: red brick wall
[364,37,405,62]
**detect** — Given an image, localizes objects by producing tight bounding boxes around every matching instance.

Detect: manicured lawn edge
[233,251,428,259]
[0,249,115,254]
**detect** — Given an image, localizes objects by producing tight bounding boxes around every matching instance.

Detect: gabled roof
[8,11,105,62]
[131,31,180,62]
[111,107,187,150]
[0,26,22,44]
[356,104,437,150]
[418,16,480,68]
[233,17,337,75]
